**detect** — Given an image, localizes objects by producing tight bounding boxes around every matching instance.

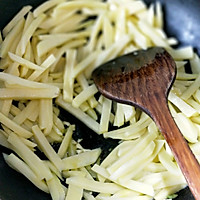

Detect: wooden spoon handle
[147,95,200,200]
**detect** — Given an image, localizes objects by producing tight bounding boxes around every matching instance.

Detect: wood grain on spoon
[92,47,200,200]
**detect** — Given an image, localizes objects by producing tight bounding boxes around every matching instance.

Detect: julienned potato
[0,0,200,199]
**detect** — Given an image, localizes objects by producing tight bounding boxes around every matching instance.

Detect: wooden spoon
[92,47,200,199]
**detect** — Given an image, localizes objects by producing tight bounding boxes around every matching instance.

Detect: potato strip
[0,112,32,138]
[0,18,25,58]
[99,97,112,133]
[66,176,123,194]
[47,174,65,200]
[58,125,75,158]
[37,31,89,57]
[56,96,100,133]
[72,84,98,108]
[62,148,101,170]
[16,14,46,56]
[0,88,59,99]
[4,153,49,193]
[63,49,77,102]
[32,125,63,171]
[8,52,43,71]
[33,0,65,17]
[2,6,32,37]
[13,100,39,125]
[8,133,52,180]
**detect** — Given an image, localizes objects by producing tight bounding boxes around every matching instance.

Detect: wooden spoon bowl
[92,47,200,200]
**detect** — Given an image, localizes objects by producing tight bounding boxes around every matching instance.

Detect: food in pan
[0,0,200,199]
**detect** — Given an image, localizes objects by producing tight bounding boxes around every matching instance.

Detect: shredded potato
[1,0,200,200]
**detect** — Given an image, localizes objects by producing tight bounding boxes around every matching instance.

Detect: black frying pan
[0,0,200,199]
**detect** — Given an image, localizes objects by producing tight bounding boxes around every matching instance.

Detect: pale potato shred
[1,0,200,199]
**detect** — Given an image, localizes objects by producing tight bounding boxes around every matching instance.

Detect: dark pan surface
[0,0,200,199]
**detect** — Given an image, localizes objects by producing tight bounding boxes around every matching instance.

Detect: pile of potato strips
[1,0,200,199]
